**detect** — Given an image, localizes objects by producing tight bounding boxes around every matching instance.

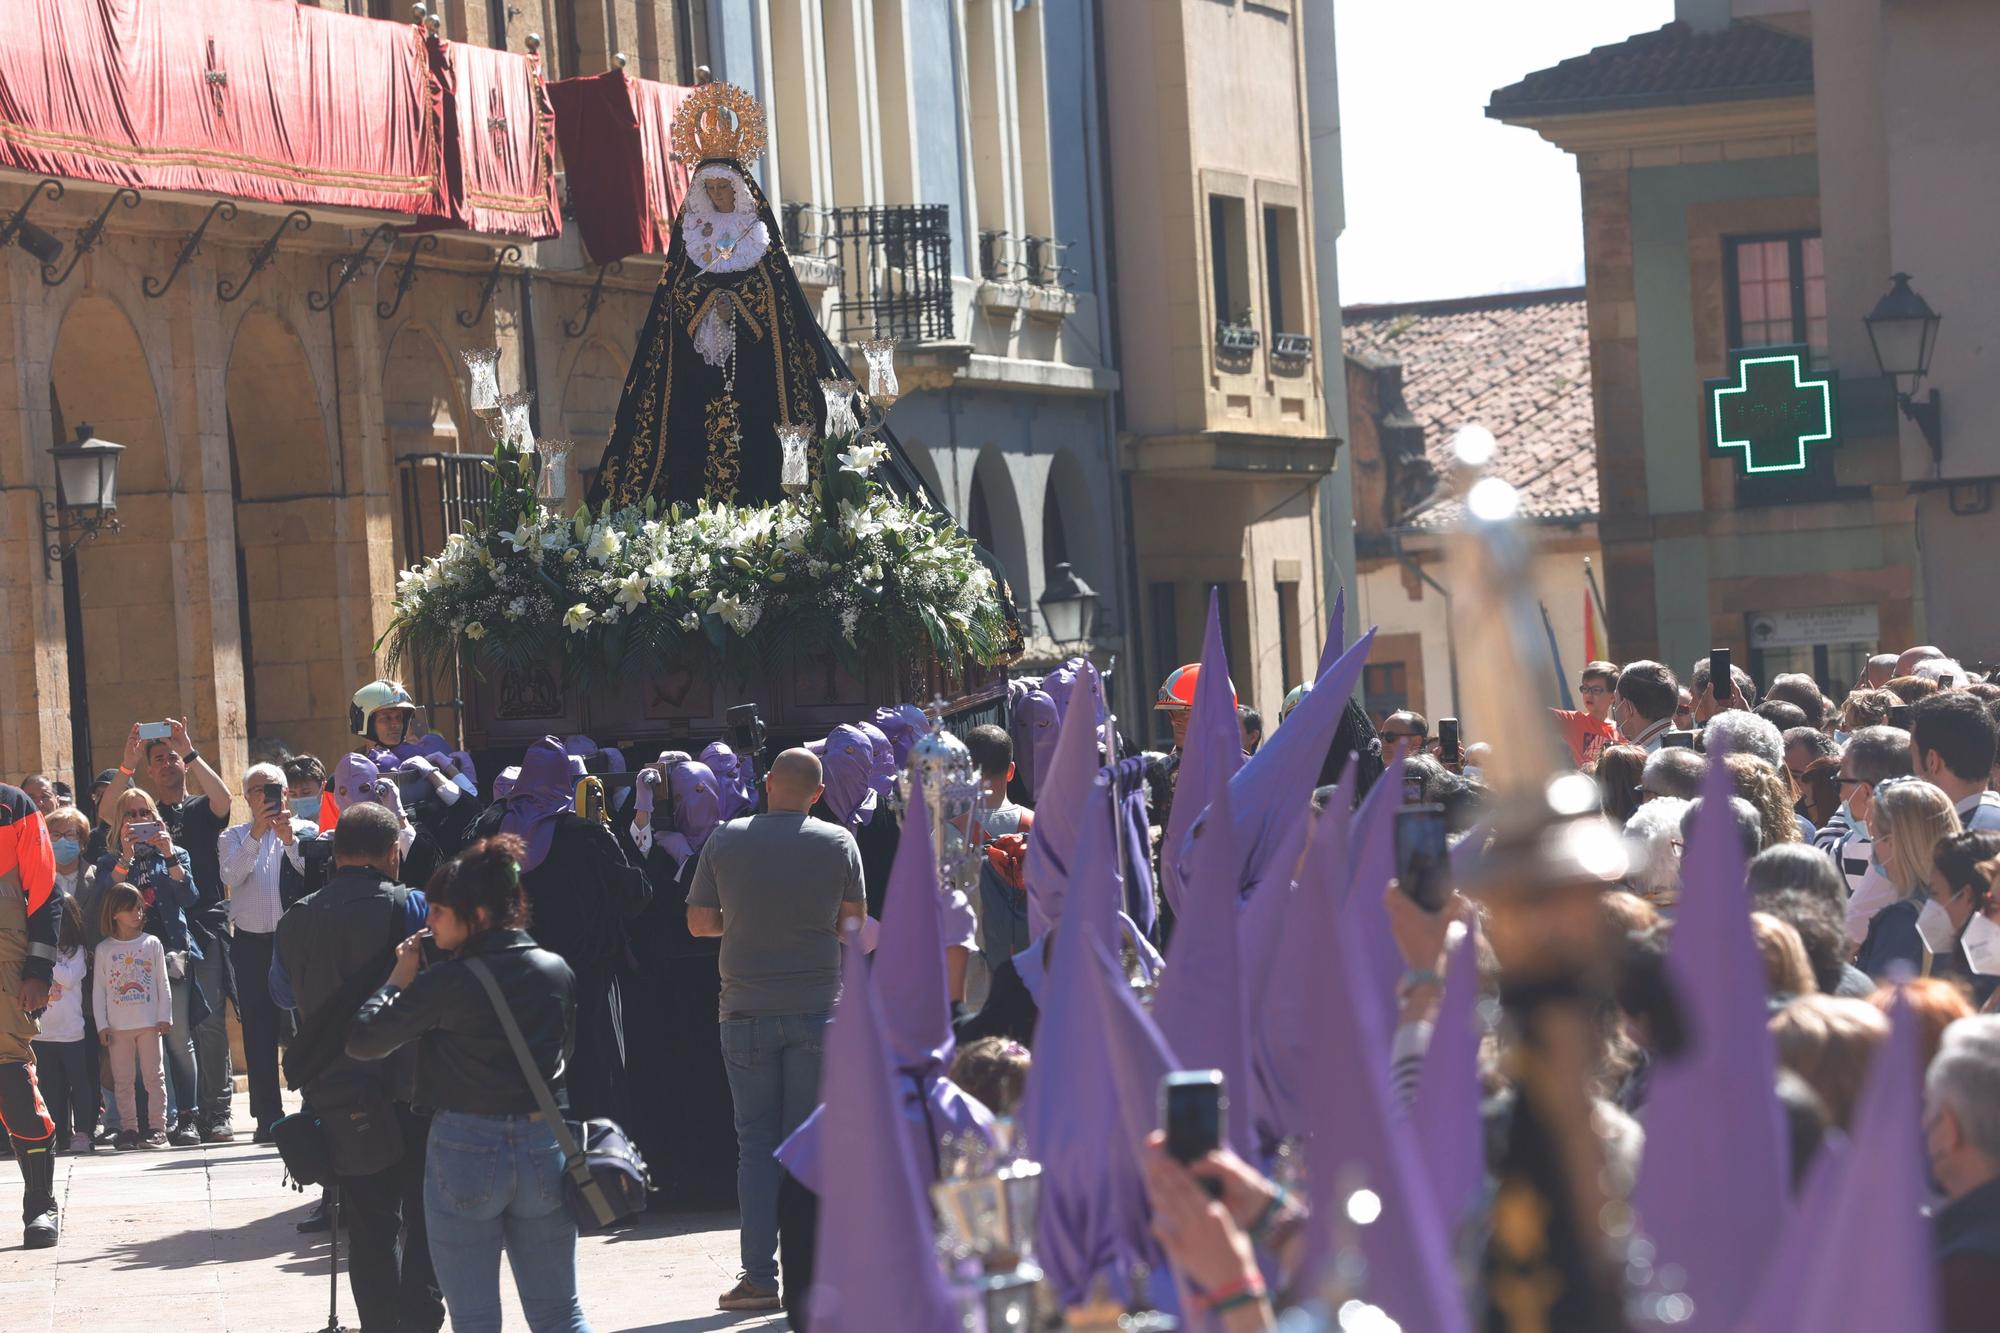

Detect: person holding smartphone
[217,763,318,1142]
[98,719,233,1142]
[92,786,201,1144]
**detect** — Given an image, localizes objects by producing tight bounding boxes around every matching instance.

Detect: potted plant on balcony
[1216,305,1260,357]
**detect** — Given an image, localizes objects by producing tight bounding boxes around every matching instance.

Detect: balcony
[976,230,1079,323]
[397,451,491,566]
[1271,331,1313,374]
[785,203,956,343]
[1215,321,1260,371]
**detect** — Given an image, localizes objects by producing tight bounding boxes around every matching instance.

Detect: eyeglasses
[1579,684,1610,697]
[1835,775,1871,788]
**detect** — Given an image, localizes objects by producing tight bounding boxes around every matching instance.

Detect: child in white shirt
[30,892,93,1152]
[92,884,172,1149]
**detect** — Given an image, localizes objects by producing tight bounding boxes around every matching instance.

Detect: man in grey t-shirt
[687,747,864,1311]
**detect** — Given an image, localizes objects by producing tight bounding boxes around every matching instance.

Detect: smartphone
[1161,1070,1226,1180]
[1394,804,1452,912]
[1709,648,1730,704]
[137,721,172,741]
[1888,704,1912,731]
[258,782,285,813]
[126,820,162,843]
[1402,774,1425,805]
[1663,730,1698,750]
[1437,717,1462,766]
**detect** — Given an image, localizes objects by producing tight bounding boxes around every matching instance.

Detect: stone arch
[559,337,627,504]
[967,446,1030,625]
[1042,445,1106,594]
[225,307,346,761]
[49,296,172,775]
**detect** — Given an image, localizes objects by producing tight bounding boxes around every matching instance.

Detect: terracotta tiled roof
[1342,287,1594,529]
[1487,20,1813,119]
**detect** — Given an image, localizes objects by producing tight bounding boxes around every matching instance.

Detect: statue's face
[702,175,738,214]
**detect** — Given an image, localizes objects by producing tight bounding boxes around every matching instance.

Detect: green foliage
[382,432,1010,689]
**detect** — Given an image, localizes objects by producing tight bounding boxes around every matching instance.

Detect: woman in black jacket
[347,835,589,1333]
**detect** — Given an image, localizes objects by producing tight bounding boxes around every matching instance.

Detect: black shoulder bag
[464,957,651,1230]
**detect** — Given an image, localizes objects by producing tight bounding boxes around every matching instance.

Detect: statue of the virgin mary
[589,82,879,512]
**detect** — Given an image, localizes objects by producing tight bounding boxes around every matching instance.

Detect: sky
[1334,0,1675,307]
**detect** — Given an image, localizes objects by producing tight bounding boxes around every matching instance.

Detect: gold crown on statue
[671,81,767,166]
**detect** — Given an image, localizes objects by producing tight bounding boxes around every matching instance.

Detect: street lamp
[1037,561,1098,650]
[1863,272,1944,464]
[41,423,125,576]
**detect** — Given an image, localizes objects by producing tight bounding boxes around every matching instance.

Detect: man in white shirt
[1834,726,1913,946]
[217,762,316,1141]
[1612,661,1681,753]
[1911,692,2000,833]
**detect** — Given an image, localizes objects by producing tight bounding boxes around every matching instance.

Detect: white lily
[586,526,623,565]
[838,440,889,475]
[614,571,650,612]
[504,517,537,553]
[563,603,596,633]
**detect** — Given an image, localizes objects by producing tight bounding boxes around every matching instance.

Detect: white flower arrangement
[384,433,1014,682]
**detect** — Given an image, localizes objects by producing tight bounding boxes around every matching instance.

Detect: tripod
[312,1183,349,1333]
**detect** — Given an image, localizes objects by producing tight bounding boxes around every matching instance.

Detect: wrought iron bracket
[217,209,312,304]
[456,243,522,328]
[561,261,623,339]
[144,199,237,299]
[0,178,64,253]
[308,223,401,313]
[376,232,441,320]
[40,498,122,579]
[41,187,139,288]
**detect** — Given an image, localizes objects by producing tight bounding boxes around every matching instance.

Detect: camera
[725,703,767,758]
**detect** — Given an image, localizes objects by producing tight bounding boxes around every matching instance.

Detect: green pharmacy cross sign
[1705,345,1840,476]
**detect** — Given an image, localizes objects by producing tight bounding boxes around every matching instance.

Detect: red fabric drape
[547,70,692,264]
[0,0,449,217]
[425,35,560,239]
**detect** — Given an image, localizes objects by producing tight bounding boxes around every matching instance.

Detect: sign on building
[1705,344,1841,477]
[1748,604,1880,649]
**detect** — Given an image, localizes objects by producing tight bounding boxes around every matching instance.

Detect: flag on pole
[1583,580,1600,663]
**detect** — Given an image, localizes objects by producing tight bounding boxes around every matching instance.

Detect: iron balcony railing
[396,451,491,566]
[785,202,956,342]
[977,229,1073,288]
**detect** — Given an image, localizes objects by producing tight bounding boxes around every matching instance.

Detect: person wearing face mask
[1828,725,1914,947]
[1855,778,1962,980]
[1611,661,1681,752]
[217,762,318,1142]
[1919,831,2000,1008]
[1922,1015,2000,1333]
[623,752,736,1206]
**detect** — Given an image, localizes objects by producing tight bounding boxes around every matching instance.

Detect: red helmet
[1155,663,1236,711]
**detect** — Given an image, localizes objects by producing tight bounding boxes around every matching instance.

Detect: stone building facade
[1490,0,2000,691]
[1,3,685,785]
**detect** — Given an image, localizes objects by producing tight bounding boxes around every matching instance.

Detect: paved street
[0,1123,786,1333]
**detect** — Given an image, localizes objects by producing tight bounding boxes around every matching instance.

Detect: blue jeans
[423,1111,591,1333]
[718,1011,829,1288]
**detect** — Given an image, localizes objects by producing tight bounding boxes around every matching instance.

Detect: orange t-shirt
[1551,709,1619,768]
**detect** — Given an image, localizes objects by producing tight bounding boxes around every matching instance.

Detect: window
[1275,579,1301,694]
[1209,195,1250,327]
[1726,233,1826,359]
[1363,663,1410,724]
[1724,231,1854,507]
[1263,205,1302,334]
